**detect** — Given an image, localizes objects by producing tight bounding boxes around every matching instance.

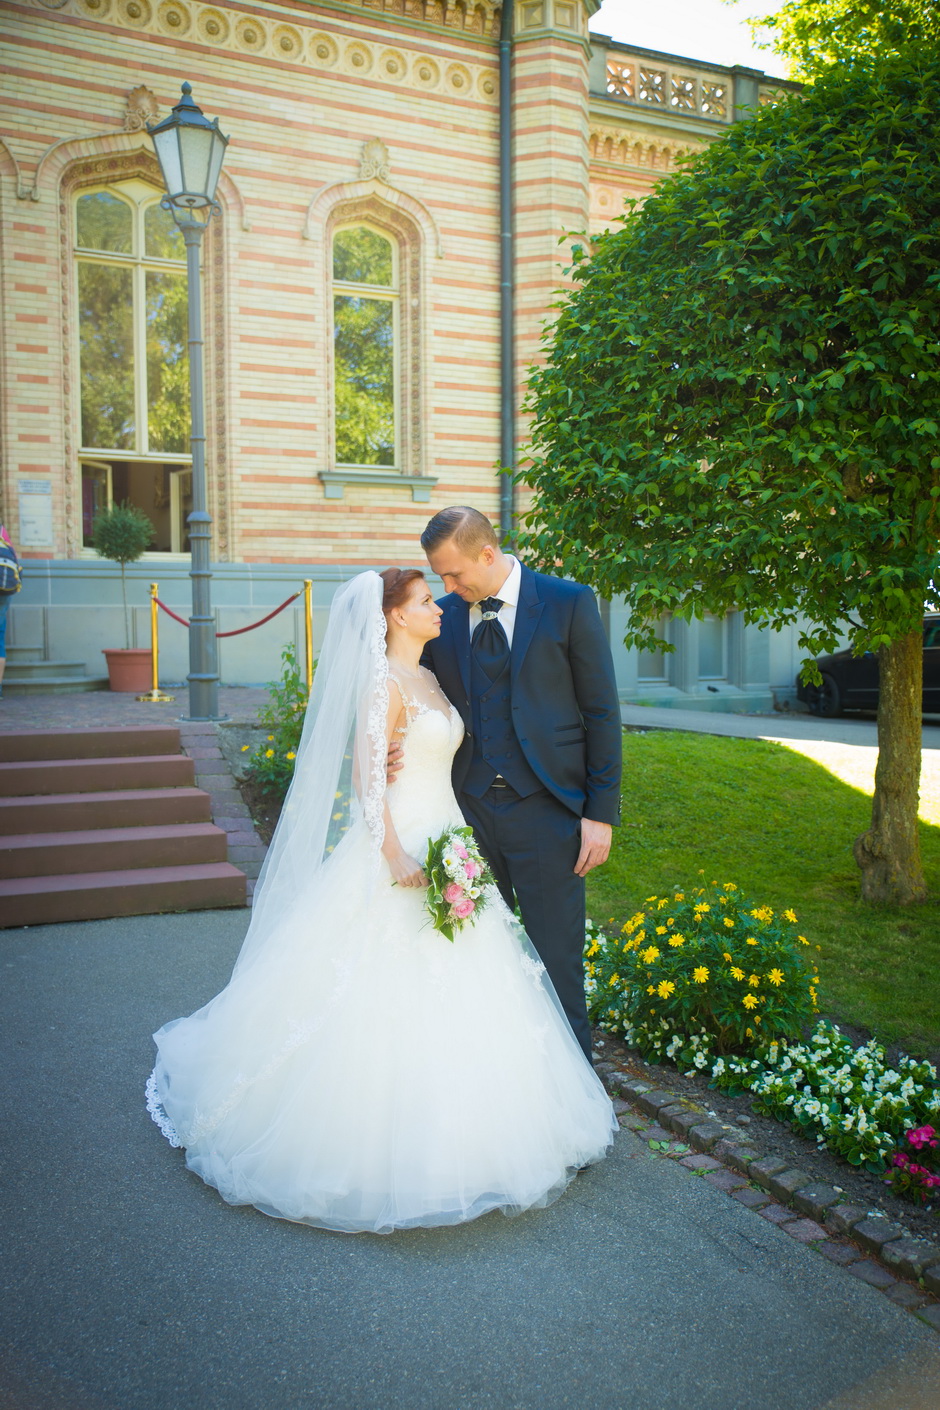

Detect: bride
[146,568,615,1234]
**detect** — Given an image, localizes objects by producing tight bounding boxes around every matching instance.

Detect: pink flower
[452,842,468,859]
[452,898,475,920]
[907,1125,938,1149]
[464,860,480,878]
[443,882,464,903]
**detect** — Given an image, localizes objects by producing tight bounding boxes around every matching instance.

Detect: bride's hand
[388,850,428,888]
[386,739,404,786]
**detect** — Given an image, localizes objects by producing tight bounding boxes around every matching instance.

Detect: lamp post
[148,82,229,722]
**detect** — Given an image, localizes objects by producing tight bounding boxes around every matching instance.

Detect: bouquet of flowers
[424,826,493,941]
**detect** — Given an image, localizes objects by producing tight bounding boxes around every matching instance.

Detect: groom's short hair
[421,506,498,557]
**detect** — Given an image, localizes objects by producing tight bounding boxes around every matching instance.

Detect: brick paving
[0,687,272,894]
[600,1066,940,1336]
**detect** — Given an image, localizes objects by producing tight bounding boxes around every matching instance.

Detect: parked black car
[797,616,940,716]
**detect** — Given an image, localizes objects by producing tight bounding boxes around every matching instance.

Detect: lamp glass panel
[146,270,190,454]
[78,262,135,450]
[333,227,393,287]
[205,132,226,203]
[178,125,215,201]
[151,126,184,199]
[333,294,395,466]
[76,191,133,254]
[144,202,185,260]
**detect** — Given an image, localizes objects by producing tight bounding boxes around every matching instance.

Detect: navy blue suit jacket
[423,566,622,825]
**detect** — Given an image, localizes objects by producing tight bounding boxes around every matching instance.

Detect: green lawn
[586,731,940,1058]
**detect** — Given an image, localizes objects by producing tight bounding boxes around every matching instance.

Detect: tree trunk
[853,629,926,905]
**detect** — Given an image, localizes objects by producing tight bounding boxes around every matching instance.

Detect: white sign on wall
[18,479,53,547]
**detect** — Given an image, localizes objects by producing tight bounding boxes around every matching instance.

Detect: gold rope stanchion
[137,582,175,703]
[303,579,313,695]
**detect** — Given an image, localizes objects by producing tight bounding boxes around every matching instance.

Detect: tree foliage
[744,0,940,83]
[520,55,940,667]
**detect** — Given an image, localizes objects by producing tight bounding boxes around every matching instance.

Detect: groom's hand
[574,819,612,877]
[386,739,404,785]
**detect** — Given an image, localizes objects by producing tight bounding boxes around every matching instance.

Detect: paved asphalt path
[3,911,940,1410]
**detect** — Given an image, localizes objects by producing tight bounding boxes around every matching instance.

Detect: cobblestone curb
[600,1063,940,1334]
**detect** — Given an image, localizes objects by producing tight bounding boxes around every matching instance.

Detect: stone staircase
[3,643,109,695]
[0,726,246,926]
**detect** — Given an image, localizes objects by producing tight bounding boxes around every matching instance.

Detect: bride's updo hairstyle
[380,567,425,619]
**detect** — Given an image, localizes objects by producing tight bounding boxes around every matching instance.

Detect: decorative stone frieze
[28,0,502,48]
[604,53,731,123]
[19,0,502,103]
[588,125,699,172]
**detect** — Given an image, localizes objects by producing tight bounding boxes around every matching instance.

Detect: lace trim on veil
[362,605,389,854]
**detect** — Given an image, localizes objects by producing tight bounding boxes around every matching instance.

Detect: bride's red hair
[379,567,425,615]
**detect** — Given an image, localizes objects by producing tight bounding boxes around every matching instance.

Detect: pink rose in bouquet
[453,898,476,919]
[422,825,494,940]
[443,882,464,903]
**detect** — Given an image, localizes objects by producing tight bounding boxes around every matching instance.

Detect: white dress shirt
[468,556,520,648]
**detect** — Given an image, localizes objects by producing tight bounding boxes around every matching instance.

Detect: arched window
[331,225,398,469]
[75,179,193,552]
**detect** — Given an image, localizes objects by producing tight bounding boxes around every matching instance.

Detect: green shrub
[585,879,817,1061]
[91,501,155,649]
[244,643,310,801]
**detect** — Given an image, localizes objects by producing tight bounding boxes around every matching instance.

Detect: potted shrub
[92,501,155,692]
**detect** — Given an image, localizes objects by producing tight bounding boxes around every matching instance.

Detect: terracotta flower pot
[102,648,152,693]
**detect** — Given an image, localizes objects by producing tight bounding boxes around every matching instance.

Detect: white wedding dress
[147,644,615,1234]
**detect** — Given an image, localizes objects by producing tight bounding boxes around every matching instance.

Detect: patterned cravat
[472,597,509,681]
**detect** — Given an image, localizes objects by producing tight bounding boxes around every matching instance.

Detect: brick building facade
[1,0,806,705]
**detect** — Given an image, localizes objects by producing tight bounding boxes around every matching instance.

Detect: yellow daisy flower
[668,933,686,947]
[748,974,760,987]
[723,917,734,928]
[693,966,709,984]
[731,966,745,981]
[746,937,758,946]
[767,968,785,987]
[640,946,660,964]
[783,909,797,923]
[265,748,274,759]
[655,926,667,936]
[742,993,759,1010]
[657,980,676,999]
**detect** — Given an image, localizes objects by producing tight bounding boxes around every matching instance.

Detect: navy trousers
[458,782,591,1061]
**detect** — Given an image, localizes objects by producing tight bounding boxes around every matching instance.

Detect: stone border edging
[598,1065,940,1333]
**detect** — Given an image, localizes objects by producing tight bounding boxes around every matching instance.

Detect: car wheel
[816,673,841,717]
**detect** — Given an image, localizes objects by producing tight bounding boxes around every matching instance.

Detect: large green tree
[742,0,940,82]
[520,55,940,906]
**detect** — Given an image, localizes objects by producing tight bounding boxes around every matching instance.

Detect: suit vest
[462,652,541,798]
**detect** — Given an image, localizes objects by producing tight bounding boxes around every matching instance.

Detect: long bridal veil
[147,571,391,1146]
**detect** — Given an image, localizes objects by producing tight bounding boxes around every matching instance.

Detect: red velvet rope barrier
[154,589,302,637]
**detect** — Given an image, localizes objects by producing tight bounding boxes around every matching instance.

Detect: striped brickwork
[1,0,737,568]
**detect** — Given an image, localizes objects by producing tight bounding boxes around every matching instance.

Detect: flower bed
[585,881,940,1203]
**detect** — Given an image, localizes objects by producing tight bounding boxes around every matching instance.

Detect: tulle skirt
[147,825,616,1235]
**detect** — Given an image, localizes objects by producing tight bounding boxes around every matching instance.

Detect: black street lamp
[148,83,229,721]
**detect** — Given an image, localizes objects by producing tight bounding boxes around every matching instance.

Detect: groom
[416,505,622,1060]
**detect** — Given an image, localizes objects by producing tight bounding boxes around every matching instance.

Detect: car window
[925,623,940,650]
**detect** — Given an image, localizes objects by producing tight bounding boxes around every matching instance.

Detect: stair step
[0,754,194,797]
[0,862,247,927]
[5,660,94,680]
[0,727,181,763]
[0,823,228,880]
[5,645,44,662]
[1,676,111,695]
[0,787,211,835]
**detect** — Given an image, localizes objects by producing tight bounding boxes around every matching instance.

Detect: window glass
[144,202,185,261]
[699,615,726,679]
[333,295,395,466]
[333,226,393,287]
[146,270,190,453]
[78,262,135,449]
[76,191,133,254]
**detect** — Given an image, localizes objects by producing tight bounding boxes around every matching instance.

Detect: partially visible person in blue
[0,524,23,699]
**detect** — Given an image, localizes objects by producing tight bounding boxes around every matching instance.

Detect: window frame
[73,179,192,463]
[330,220,401,473]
